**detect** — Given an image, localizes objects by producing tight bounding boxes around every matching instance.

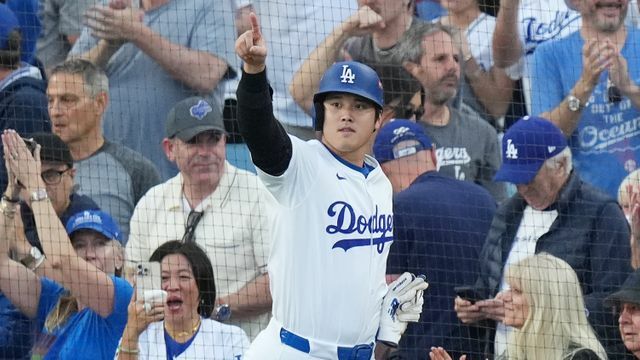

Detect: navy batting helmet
[312,61,384,131]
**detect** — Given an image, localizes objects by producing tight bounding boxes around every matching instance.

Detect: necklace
[165,317,201,340]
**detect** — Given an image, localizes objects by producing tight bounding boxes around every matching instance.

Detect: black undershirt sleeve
[235,68,292,176]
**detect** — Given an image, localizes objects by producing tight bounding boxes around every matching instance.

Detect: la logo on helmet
[340,64,356,84]
[505,139,518,159]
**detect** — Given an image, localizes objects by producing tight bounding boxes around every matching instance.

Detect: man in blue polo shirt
[373,119,497,359]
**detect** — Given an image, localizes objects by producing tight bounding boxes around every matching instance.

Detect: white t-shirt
[256,136,393,346]
[250,1,358,127]
[493,205,558,357]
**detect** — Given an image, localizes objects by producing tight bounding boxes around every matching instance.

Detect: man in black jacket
[455,116,633,359]
[0,4,50,191]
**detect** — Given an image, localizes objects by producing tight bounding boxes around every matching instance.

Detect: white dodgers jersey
[257,136,393,346]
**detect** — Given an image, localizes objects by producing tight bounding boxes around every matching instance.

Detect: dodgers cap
[494,116,568,185]
[373,119,433,164]
[166,97,226,141]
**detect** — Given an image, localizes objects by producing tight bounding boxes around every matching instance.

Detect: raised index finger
[250,12,261,41]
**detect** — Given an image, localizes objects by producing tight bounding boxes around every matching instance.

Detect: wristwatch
[215,304,231,321]
[567,95,583,112]
[20,247,45,271]
[29,189,48,202]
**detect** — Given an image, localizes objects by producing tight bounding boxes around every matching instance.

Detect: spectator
[531,0,640,199]
[126,96,271,339]
[492,0,581,115]
[0,131,100,359]
[605,269,640,359]
[47,59,160,242]
[400,22,506,201]
[433,0,514,130]
[454,116,632,358]
[118,240,249,359]
[247,0,358,139]
[69,0,237,179]
[289,0,423,124]
[5,0,40,66]
[36,0,95,71]
[619,170,640,269]
[373,119,496,359]
[0,4,50,190]
[0,129,132,359]
[435,254,607,360]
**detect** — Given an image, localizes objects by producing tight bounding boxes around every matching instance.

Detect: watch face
[568,96,580,112]
[31,247,42,259]
[216,304,231,321]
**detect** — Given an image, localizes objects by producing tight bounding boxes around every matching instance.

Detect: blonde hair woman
[500,253,606,360]
[430,253,607,360]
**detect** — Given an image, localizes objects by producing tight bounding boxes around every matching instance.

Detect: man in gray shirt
[46,59,160,242]
[68,0,237,179]
[36,0,95,70]
[402,22,505,202]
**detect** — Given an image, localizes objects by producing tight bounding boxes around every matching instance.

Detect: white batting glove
[377,272,429,347]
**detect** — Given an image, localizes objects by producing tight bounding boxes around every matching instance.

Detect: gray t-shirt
[419,107,505,202]
[36,0,96,69]
[69,0,237,180]
[75,140,161,243]
[344,18,424,114]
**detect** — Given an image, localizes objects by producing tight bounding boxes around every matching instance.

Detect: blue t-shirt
[386,171,496,359]
[36,276,133,360]
[531,28,640,197]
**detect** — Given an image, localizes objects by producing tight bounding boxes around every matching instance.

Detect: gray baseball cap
[604,269,640,308]
[165,97,226,141]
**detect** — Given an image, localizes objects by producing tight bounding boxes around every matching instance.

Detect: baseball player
[235,13,428,360]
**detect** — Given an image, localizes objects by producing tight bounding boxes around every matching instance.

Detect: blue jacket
[475,171,632,359]
[387,171,496,359]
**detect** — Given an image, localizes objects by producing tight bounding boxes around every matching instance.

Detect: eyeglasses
[41,168,71,185]
[181,210,204,243]
[607,77,623,104]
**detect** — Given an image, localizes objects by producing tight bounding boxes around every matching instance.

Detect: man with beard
[401,22,506,202]
[531,0,640,199]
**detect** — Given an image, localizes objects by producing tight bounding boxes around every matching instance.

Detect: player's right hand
[236,12,267,74]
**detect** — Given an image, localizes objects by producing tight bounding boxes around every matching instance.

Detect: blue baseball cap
[66,210,123,244]
[494,116,568,184]
[0,4,19,51]
[373,119,433,164]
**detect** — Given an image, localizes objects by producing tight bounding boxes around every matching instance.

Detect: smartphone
[454,286,485,304]
[135,261,162,303]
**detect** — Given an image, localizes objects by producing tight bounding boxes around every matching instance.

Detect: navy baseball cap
[494,116,568,185]
[373,119,433,164]
[166,97,226,141]
[0,4,19,51]
[66,210,123,245]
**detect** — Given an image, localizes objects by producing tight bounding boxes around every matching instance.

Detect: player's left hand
[377,272,429,347]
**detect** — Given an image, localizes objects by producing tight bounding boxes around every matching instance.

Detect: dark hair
[0,29,21,69]
[149,241,216,318]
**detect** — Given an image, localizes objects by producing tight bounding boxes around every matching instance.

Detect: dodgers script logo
[189,99,213,120]
[340,64,356,84]
[522,11,580,53]
[325,201,393,253]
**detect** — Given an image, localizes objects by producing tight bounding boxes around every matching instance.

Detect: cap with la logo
[494,116,568,184]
